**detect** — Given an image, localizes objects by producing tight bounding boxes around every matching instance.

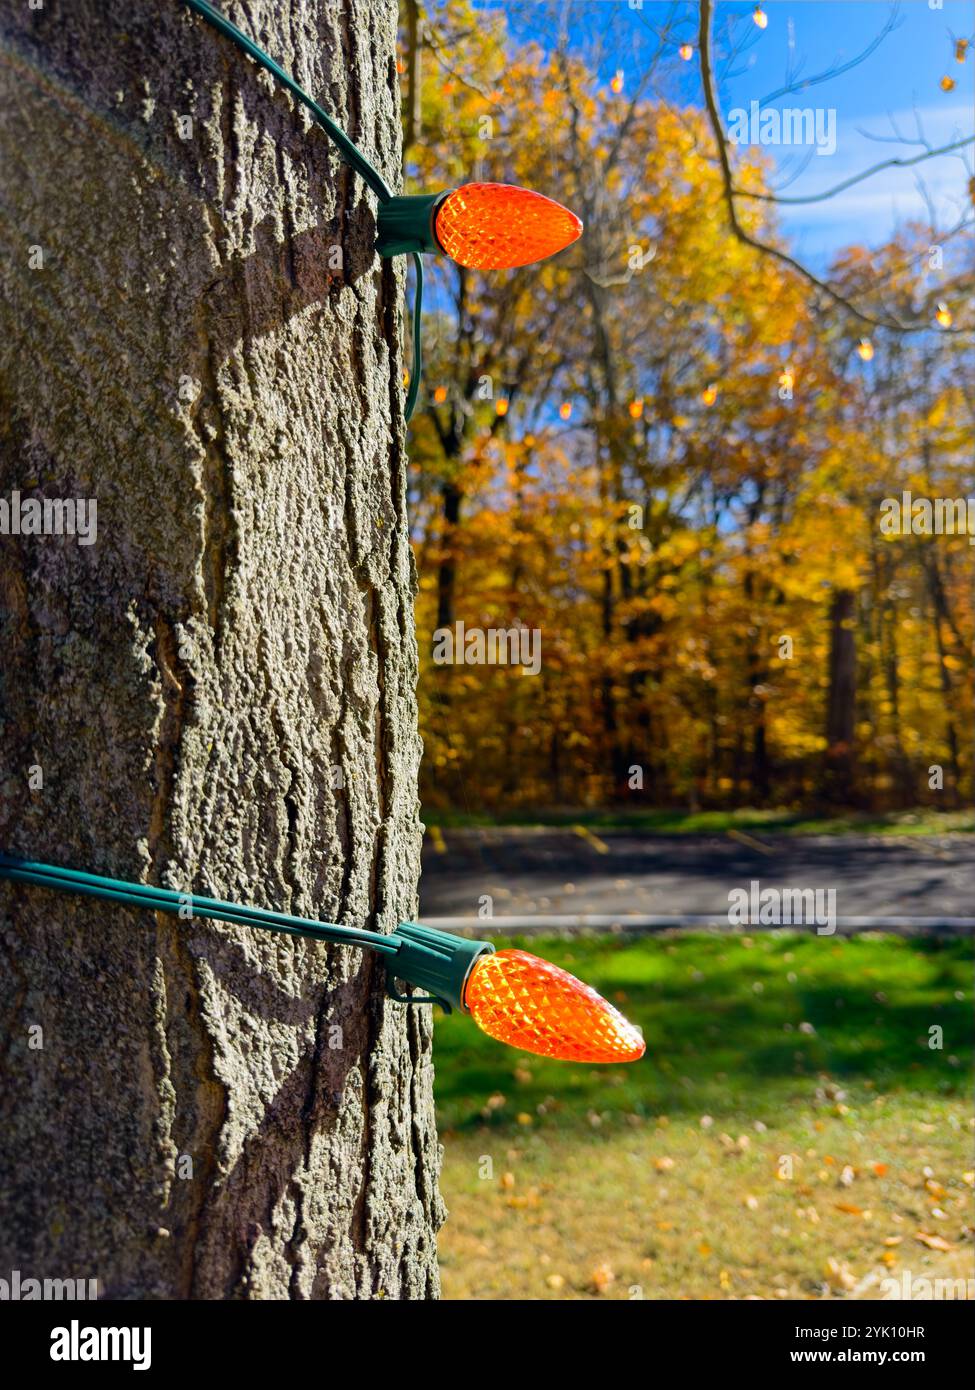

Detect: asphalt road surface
[418,827,975,932]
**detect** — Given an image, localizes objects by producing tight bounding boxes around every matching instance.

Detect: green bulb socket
[376,191,453,258]
[387,921,494,1012]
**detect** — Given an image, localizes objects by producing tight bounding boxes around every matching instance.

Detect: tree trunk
[823,586,857,805]
[0,0,442,1300]
[435,480,462,633]
[922,551,962,807]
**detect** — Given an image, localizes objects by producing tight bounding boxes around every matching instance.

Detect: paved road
[418,827,975,932]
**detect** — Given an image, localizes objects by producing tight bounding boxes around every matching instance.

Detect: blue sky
[490,1,974,267]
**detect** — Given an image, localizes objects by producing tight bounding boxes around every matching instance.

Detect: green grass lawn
[425,807,974,836]
[433,932,973,1299]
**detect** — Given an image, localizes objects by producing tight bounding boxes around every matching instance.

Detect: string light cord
[0,853,398,953]
[0,855,643,1058]
[405,252,423,421]
[0,17,609,1057]
[180,0,392,202]
[0,853,493,1012]
[180,0,424,418]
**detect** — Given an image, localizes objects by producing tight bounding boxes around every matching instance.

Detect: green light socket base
[387,922,493,1012]
[376,191,451,258]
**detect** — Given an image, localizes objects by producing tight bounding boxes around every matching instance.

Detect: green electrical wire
[405,252,423,422]
[0,853,399,955]
[181,0,393,202]
[0,854,494,1011]
[180,0,424,420]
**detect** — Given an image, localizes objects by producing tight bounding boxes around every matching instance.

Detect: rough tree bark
[0,0,443,1299]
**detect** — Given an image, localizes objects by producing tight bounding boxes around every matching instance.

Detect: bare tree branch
[402,0,422,154]
[696,0,967,335]
[758,2,902,107]
[735,135,974,206]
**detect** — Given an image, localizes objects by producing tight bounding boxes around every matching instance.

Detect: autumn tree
[407,2,973,816]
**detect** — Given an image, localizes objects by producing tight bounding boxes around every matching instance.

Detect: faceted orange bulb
[463,948,645,1063]
[434,184,583,270]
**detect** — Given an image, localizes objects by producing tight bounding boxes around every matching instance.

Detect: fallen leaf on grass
[825,1257,857,1291]
[915,1230,955,1252]
[507,1188,541,1209]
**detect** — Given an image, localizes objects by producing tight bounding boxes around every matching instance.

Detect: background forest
[397,2,973,1303]
[401,0,974,817]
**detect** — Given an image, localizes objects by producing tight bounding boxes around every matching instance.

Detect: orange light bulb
[434,183,583,270]
[753,5,768,29]
[679,43,693,61]
[463,948,645,1063]
[857,338,874,362]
